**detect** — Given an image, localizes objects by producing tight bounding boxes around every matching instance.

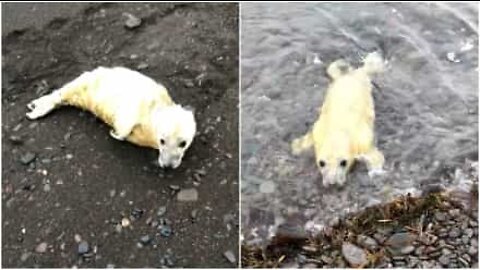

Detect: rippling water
[241,2,478,245]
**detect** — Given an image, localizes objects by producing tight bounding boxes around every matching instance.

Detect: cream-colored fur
[26,67,196,169]
[291,52,385,186]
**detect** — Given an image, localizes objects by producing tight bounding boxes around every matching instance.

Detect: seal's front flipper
[358,148,385,177]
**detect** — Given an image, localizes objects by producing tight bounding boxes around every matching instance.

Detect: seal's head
[154,105,196,169]
[314,131,355,186]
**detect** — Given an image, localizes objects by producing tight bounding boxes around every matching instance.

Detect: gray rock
[43,183,51,192]
[124,13,142,29]
[386,232,415,248]
[356,234,378,251]
[20,152,36,165]
[434,211,447,222]
[342,242,367,267]
[137,62,148,70]
[400,245,415,255]
[159,225,172,237]
[157,206,167,216]
[223,250,236,264]
[439,255,450,266]
[449,227,461,238]
[78,241,89,255]
[140,235,152,245]
[35,242,48,253]
[177,188,198,202]
[259,180,275,194]
[9,135,23,145]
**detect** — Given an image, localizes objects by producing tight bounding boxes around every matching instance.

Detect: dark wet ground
[2,3,239,268]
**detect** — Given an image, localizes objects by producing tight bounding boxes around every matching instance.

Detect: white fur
[26,67,196,169]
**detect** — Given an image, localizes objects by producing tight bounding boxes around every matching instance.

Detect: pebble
[20,152,36,165]
[159,225,172,237]
[124,13,142,29]
[386,232,415,248]
[9,135,23,145]
[35,242,48,253]
[177,188,198,202]
[448,227,461,238]
[259,180,275,194]
[190,209,198,220]
[157,206,167,216]
[137,62,148,70]
[169,185,180,191]
[223,250,236,264]
[341,242,367,267]
[434,211,447,222]
[21,252,30,261]
[439,255,450,266]
[78,241,89,255]
[121,218,130,227]
[356,234,378,251]
[43,183,51,192]
[140,235,152,245]
[400,245,415,255]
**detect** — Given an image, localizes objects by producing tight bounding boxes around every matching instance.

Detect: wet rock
[78,241,89,255]
[140,235,152,246]
[438,254,450,266]
[169,185,180,191]
[137,62,148,70]
[9,135,23,145]
[159,225,172,237]
[130,208,144,220]
[20,152,36,165]
[341,242,367,267]
[400,245,415,255]
[124,13,142,29]
[434,211,447,222]
[259,180,275,194]
[35,242,48,253]
[177,188,198,202]
[448,227,461,238]
[356,234,378,251]
[157,206,167,216]
[386,232,415,248]
[223,250,236,264]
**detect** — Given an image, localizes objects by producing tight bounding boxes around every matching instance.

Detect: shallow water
[241,2,478,245]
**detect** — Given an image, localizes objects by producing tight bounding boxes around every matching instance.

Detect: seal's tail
[361,51,385,75]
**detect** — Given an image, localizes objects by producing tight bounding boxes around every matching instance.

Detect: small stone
[78,241,89,255]
[191,209,198,220]
[386,232,415,248]
[109,190,116,197]
[137,62,148,70]
[74,234,82,243]
[9,135,23,145]
[439,255,450,266]
[446,52,461,63]
[356,234,378,251]
[106,264,115,268]
[400,245,415,255]
[177,188,198,202]
[449,227,461,238]
[259,180,275,194]
[342,242,367,267]
[139,235,152,245]
[130,208,144,220]
[159,225,172,237]
[20,252,30,262]
[124,13,142,29]
[35,242,48,253]
[156,206,167,217]
[121,218,130,227]
[43,184,51,192]
[20,152,36,165]
[320,255,333,264]
[434,211,447,222]
[169,185,180,191]
[223,250,236,264]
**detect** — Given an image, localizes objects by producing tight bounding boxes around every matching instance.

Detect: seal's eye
[160,139,165,145]
[319,160,326,168]
[178,141,186,148]
[339,159,347,168]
